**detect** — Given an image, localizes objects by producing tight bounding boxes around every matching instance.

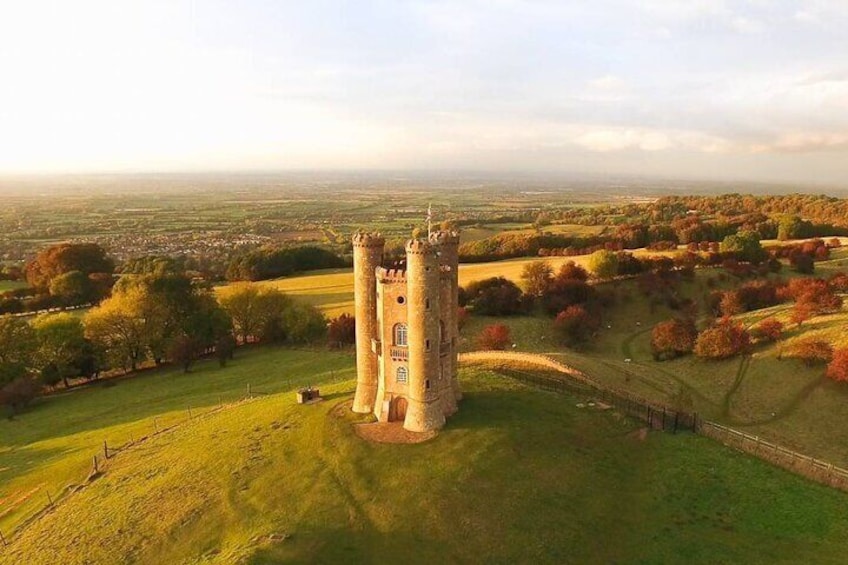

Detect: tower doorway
[390,396,408,422]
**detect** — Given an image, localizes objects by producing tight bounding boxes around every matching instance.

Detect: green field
[3,347,848,564]
[458,254,848,467]
[0,281,27,293]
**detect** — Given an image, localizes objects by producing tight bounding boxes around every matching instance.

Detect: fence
[697,420,848,492]
[0,373,349,549]
[461,350,848,492]
[460,351,698,433]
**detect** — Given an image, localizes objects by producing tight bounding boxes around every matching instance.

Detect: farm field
[3,347,848,564]
[232,246,673,317]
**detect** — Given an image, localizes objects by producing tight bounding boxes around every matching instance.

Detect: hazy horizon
[1,1,847,184]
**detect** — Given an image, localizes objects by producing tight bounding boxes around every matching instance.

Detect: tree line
[0,270,328,416]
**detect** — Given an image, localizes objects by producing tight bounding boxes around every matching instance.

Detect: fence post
[187,406,193,420]
[104,440,109,460]
[46,490,54,508]
[0,528,6,546]
[93,455,99,474]
[153,417,159,434]
[247,383,252,397]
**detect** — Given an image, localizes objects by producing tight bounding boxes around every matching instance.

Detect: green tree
[719,231,766,263]
[0,315,37,387]
[48,270,91,305]
[586,250,619,280]
[32,313,88,388]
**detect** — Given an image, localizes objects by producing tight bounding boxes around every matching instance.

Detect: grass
[4,351,848,564]
[234,248,665,318]
[0,347,356,536]
[0,281,28,293]
[458,260,848,467]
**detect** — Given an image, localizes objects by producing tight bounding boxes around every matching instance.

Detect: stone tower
[352,229,461,432]
[351,232,384,413]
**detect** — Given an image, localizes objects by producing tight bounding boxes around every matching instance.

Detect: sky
[0,0,846,184]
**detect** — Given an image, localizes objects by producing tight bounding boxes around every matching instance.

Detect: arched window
[393,323,408,346]
[396,366,408,384]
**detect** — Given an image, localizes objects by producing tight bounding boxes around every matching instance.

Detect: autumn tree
[553,305,599,347]
[719,291,745,317]
[477,324,511,350]
[788,339,833,367]
[694,318,751,359]
[26,243,114,293]
[826,349,848,382]
[651,318,697,360]
[753,319,783,342]
[520,261,553,297]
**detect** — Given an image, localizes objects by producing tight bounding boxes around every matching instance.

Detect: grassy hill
[3,348,848,563]
[458,251,848,467]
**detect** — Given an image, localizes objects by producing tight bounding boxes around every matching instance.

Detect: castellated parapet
[353,231,461,432]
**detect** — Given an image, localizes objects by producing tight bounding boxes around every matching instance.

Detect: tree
[462,277,526,316]
[31,313,88,388]
[826,349,848,382]
[84,289,148,372]
[48,271,91,305]
[219,284,292,343]
[25,243,114,291]
[520,261,553,297]
[788,339,833,366]
[789,252,814,274]
[328,314,356,348]
[651,318,697,360]
[216,334,236,367]
[694,319,750,359]
[719,291,745,317]
[719,231,766,263]
[553,305,598,347]
[555,261,589,282]
[0,315,37,391]
[753,319,783,342]
[477,324,511,350]
[168,335,204,373]
[586,250,619,280]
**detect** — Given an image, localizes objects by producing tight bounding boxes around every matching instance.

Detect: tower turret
[430,230,462,402]
[403,238,446,432]
[352,232,385,413]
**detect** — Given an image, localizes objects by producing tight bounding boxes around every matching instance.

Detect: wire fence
[0,372,350,549]
[462,350,848,493]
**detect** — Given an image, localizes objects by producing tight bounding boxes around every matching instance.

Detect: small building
[296,387,321,404]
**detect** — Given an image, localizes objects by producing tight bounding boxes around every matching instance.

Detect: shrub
[553,305,599,347]
[651,318,697,360]
[477,324,511,350]
[826,349,848,382]
[328,314,356,348]
[787,339,833,366]
[457,306,469,331]
[753,319,783,342]
[462,277,526,316]
[694,318,751,359]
